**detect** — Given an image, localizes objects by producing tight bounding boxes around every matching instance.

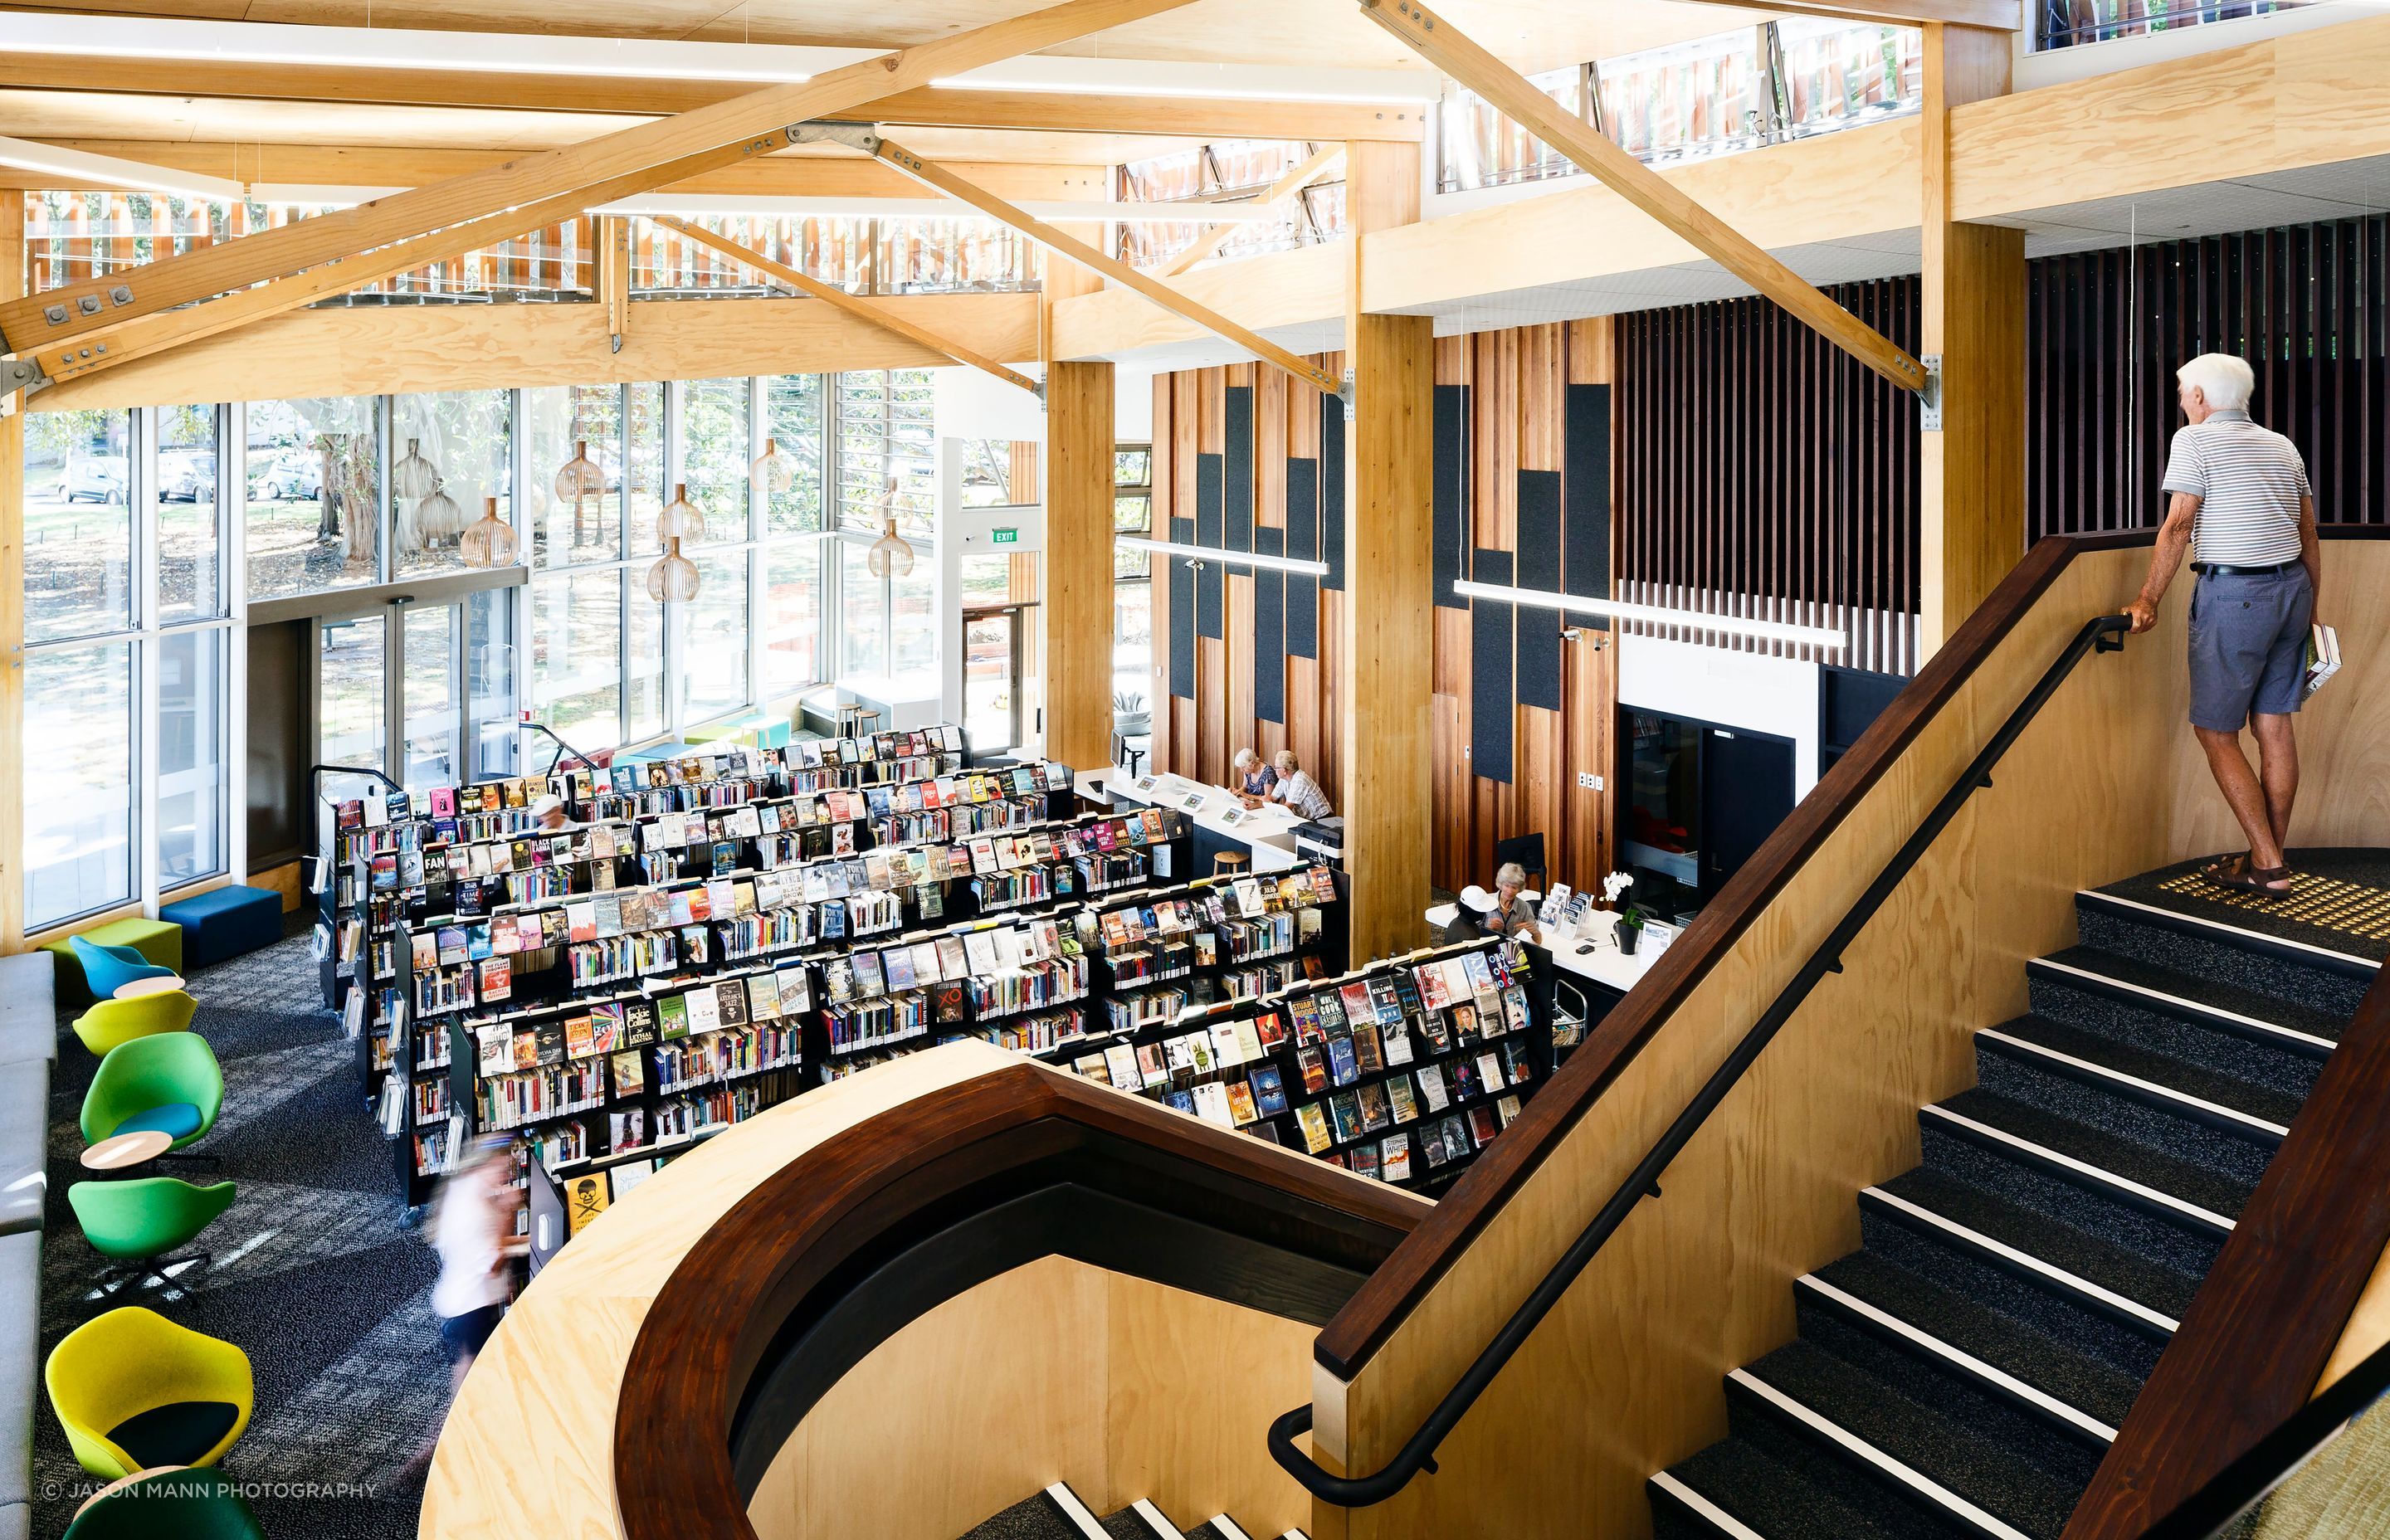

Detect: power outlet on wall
[1576,772,1603,792]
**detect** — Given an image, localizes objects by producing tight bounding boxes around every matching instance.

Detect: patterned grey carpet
[35,928,440,1539]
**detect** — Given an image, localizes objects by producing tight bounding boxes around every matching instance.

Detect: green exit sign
[990,528,1019,545]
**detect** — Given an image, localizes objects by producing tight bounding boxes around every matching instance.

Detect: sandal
[2201,852,2293,899]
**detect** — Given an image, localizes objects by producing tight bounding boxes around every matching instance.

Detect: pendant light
[416,475,465,539]
[749,436,796,499]
[553,438,604,504]
[658,480,705,546]
[460,495,519,568]
[391,436,441,500]
[865,474,915,579]
[646,536,700,603]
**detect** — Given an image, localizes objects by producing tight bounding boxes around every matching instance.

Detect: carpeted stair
[1651,860,2384,1539]
[958,1484,1285,1540]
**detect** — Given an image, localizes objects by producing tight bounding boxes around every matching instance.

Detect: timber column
[1339,141,1434,961]
[1040,239,1118,774]
[1919,23,2026,654]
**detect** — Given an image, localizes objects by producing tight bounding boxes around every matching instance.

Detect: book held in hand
[2304,622,2342,699]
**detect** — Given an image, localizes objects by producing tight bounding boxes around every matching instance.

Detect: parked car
[63,453,126,504]
[248,451,323,504]
[158,448,217,503]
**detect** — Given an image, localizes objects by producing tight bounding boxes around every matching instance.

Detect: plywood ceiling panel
[32,0,1788,76]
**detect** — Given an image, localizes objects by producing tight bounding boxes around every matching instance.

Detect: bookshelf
[1056,935,1545,1192]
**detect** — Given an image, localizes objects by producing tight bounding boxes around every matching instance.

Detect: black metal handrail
[310,761,403,799]
[522,719,599,778]
[1268,612,2131,1507]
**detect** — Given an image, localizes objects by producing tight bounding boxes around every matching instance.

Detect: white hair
[1232,748,1258,770]
[2178,353,2256,412]
[1495,862,1528,889]
[1274,749,1299,772]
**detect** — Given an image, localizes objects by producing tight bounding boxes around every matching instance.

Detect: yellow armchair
[69,991,197,1057]
[46,1307,253,1479]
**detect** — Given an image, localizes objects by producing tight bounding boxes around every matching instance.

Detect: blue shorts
[2188,566,2313,732]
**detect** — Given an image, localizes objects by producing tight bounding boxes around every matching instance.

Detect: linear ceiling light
[0,136,242,202]
[1118,535,1329,578]
[934,57,1441,104]
[1450,579,1847,650]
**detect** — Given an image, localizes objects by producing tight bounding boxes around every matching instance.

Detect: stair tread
[1875,1167,2199,1321]
[1664,1435,1914,1540]
[1932,1089,2252,1221]
[2040,946,2346,1045]
[1100,1513,1152,1540]
[960,1494,1090,1540]
[1986,1013,2303,1128]
[1744,1341,2077,1538]
[1813,1251,2140,1430]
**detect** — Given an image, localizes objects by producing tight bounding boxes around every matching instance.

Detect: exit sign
[990,528,1019,545]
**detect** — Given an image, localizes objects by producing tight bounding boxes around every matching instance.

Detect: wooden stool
[851,708,881,739]
[1212,850,1249,877]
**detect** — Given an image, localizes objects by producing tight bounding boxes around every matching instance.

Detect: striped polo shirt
[2159,409,2310,565]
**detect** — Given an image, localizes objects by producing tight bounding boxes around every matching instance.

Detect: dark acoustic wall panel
[1285,459,1319,660]
[1225,385,1254,552]
[1470,548,1514,785]
[1514,469,1563,711]
[1253,526,1285,724]
[1168,514,1197,699]
[1320,395,1347,592]
[1563,382,1612,631]
[1195,452,1224,638]
[1433,383,1471,608]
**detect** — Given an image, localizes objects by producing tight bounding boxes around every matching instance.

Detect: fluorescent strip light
[935,57,1441,105]
[0,15,861,82]
[0,136,241,202]
[593,194,1287,225]
[1450,579,1847,650]
[1118,536,1329,578]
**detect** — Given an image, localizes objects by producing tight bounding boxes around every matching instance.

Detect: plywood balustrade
[1146,320,1618,908]
[1310,540,2260,1540]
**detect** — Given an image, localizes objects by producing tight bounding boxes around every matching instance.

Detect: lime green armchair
[46,1307,253,1479]
[63,1468,268,1540]
[67,1178,236,1299]
[81,1034,222,1152]
[70,990,196,1057]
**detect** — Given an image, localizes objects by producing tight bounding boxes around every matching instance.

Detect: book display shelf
[1056,936,1545,1193]
[1084,865,1348,1038]
[380,802,1184,1206]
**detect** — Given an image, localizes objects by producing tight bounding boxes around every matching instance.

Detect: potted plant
[1615,903,1649,955]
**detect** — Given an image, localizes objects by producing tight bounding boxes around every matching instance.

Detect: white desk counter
[1422,902,1665,997]
[1080,765,1307,872]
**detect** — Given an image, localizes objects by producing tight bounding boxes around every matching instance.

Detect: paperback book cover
[1417,1063,1451,1113]
[1325,1035,1360,1087]
[1251,1064,1289,1117]
[1296,1045,1329,1094]
[1387,1075,1419,1123]
[1381,1133,1413,1182]
[1329,1091,1364,1144]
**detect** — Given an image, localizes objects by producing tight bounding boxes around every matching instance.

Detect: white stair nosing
[1976,1026,2290,1138]
[1649,1469,1771,1539]
[1280,1530,1313,1540]
[1920,1104,2236,1234]
[1860,1185,2180,1334]
[1796,1274,2119,1443]
[1729,1369,2035,1540]
[1045,1483,1114,1540]
[2028,957,2337,1053]
[1130,1499,1188,1539]
[1204,1518,1255,1540]
[2075,889,2380,973]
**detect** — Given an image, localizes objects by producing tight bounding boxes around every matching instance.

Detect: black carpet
[2102,846,2390,963]
[35,928,441,1540]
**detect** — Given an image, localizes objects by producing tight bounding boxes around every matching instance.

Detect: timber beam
[1159,146,1344,278]
[0,0,1199,358]
[861,130,1341,397]
[1666,0,2017,24]
[1355,0,1930,394]
[653,215,1037,393]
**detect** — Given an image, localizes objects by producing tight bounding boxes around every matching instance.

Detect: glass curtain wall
[22,404,233,932]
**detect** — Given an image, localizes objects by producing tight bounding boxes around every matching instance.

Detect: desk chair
[1492,831,1549,890]
[46,1307,253,1479]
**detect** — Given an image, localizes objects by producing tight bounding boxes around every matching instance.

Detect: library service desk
[1422,901,1664,1000]
[1076,766,1307,875]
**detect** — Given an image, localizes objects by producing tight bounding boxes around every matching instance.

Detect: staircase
[961,1481,1306,1540]
[1651,869,2383,1540]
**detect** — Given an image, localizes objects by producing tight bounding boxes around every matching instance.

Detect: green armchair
[63,1468,268,1540]
[81,1032,223,1153]
[66,1178,237,1301]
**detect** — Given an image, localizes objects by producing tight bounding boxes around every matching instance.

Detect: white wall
[1616,631,1822,798]
[933,364,1046,444]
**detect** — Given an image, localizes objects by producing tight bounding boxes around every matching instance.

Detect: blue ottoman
[160,885,282,971]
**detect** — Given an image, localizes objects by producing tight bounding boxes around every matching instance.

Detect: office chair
[1492,832,1548,890]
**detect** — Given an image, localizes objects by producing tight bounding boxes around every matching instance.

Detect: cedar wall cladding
[1148,321,1617,899]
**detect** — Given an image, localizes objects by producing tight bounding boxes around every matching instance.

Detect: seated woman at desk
[1258,749,1334,821]
[1231,748,1277,802]
[1443,865,1539,945]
